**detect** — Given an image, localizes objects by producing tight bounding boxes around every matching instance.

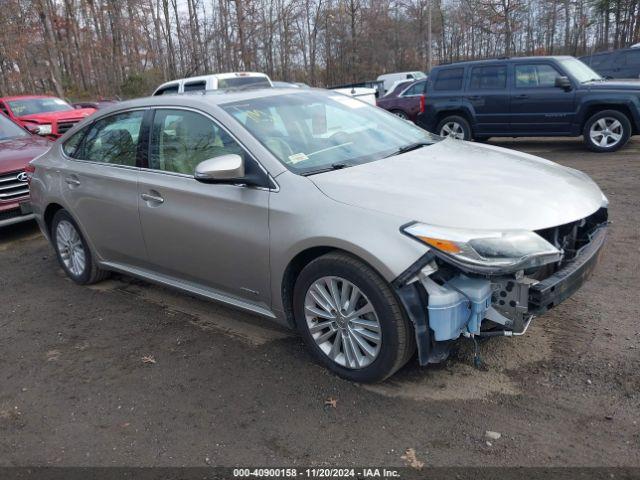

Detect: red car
[0,95,95,140]
[0,113,51,227]
[376,79,427,122]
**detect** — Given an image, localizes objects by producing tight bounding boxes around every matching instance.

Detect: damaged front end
[394,208,609,365]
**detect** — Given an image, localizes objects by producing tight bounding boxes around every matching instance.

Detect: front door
[466,64,510,135]
[137,108,272,312]
[510,63,576,135]
[60,109,148,267]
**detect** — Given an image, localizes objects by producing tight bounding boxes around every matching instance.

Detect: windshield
[7,97,73,116]
[218,76,271,89]
[0,114,29,141]
[221,91,438,175]
[558,58,602,83]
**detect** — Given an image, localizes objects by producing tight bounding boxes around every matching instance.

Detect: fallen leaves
[324,397,337,408]
[141,355,156,365]
[401,448,424,470]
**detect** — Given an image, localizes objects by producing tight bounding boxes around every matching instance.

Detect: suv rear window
[434,68,464,91]
[184,81,206,92]
[155,84,179,96]
[469,65,507,89]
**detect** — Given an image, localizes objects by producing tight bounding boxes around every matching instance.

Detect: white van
[152,72,272,96]
[376,71,426,94]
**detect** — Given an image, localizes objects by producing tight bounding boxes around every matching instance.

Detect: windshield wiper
[385,141,431,158]
[301,162,350,176]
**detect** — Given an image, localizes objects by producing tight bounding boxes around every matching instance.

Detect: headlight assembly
[403,222,563,274]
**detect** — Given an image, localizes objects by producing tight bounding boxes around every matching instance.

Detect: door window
[184,81,206,92]
[622,50,640,68]
[401,81,426,96]
[434,68,464,91]
[79,110,144,166]
[149,109,245,175]
[469,65,507,89]
[515,64,561,88]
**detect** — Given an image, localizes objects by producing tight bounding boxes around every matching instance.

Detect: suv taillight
[419,94,426,114]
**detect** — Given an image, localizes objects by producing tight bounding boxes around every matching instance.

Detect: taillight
[419,94,426,114]
[25,162,36,184]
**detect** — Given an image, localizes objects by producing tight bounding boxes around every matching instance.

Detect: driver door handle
[140,192,164,204]
[515,94,529,99]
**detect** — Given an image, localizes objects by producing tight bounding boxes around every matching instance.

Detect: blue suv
[416,56,640,152]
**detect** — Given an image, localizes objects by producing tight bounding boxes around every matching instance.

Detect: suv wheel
[391,110,409,120]
[293,252,415,383]
[51,210,109,285]
[436,115,471,140]
[583,110,631,152]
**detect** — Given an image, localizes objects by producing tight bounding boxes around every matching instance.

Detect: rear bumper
[529,224,607,314]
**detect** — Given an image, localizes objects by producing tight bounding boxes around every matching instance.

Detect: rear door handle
[140,192,164,204]
[515,94,529,99]
[65,176,80,186]
[467,95,481,101]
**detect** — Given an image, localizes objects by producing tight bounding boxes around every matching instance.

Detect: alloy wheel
[56,220,86,277]
[440,121,465,139]
[589,117,623,148]
[304,276,382,369]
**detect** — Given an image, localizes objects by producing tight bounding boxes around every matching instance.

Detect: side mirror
[555,76,572,90]
[194,154,244,183]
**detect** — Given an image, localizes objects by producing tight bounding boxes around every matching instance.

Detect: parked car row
[376,55,640,152]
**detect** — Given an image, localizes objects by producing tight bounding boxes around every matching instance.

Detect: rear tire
[391,109,409,120]
[583,110,631,152]
[293,252,415,383]
[436,115,472,140]
[51,210,109,285]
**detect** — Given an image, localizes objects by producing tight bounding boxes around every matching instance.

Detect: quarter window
[515,64,561,88]
[434,68,464,91]
[79,110,144,166]
[402,81,426,96]
[149,109,245,175]
[469,65,507,89]
[62,130,86,158]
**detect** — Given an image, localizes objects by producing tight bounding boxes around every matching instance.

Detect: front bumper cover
[394,223,608,366]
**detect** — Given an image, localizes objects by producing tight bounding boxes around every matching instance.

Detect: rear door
[509,62,576,135]
[60,109,148,267]
[465,64,510,135]
[136,108,272,312]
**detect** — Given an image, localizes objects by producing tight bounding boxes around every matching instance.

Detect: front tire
[436,115,472,140]
[583,110,631,152]
[51,210,109,285]
[293,252,415,383]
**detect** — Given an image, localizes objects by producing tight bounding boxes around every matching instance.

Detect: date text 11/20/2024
[233,468,402,478]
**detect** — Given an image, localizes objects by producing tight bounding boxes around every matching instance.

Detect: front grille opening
[0,170,29,201]
[536,207,608,261]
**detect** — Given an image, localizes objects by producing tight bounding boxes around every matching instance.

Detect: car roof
[93,87,311,116]
[0,95,58,101]
[434,55,575,68]
[581,47,640,57]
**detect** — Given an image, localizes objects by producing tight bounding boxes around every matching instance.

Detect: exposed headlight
[34,124,53,135]
[403,222,563,274]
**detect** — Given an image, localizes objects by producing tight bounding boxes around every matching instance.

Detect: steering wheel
[265,137,294,159]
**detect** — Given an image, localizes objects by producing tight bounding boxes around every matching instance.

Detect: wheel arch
[580,103,637,134]
[43,202,66,235]
[279,245,397,329]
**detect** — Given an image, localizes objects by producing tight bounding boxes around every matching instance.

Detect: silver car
[29,88,608,383]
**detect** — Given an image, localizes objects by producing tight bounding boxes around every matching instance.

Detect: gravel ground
[0,137,638,468]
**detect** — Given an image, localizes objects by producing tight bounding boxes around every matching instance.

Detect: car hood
[18,108,95,123]
[0,136,51,172]
[309,139,605,231]
[584,79,640,90]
